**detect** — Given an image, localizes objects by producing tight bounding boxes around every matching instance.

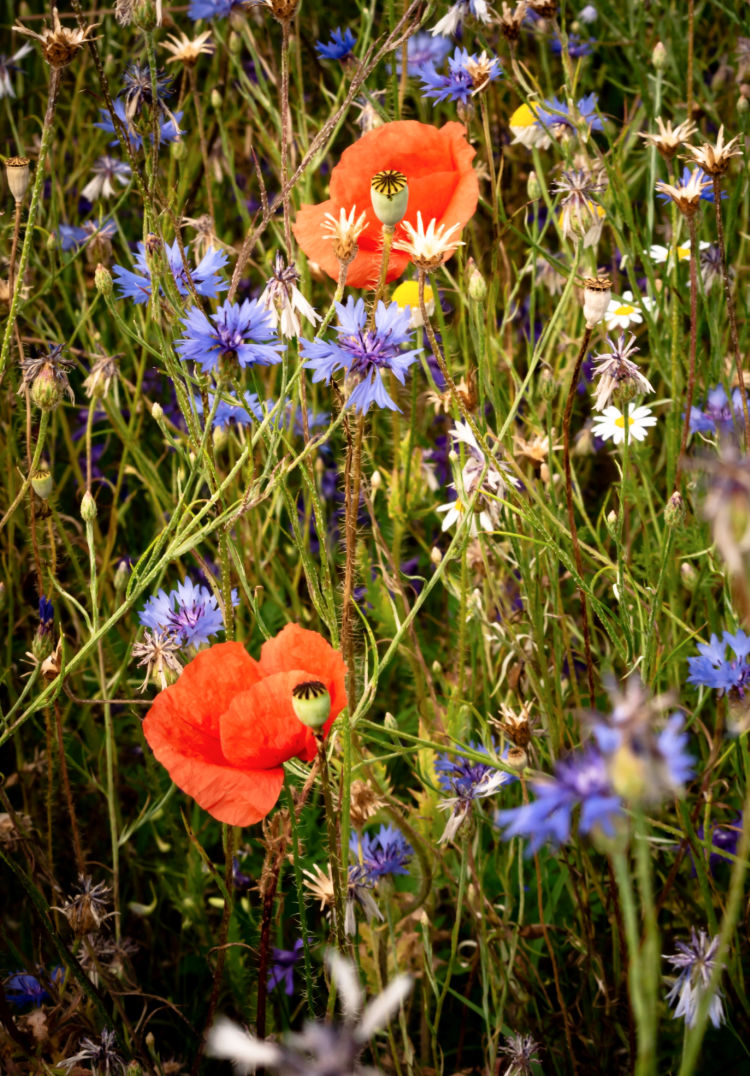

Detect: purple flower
[59,218,116,252]
[395,32,452,77]
[120,62,172,120]
[189,0,245,18]
[536,93,603,133]
[95,98,184,152]
[113,240,228,305]
[301,297,422,415]
[436,741,517,842]
[495,747,622,855]
[350,825,413,881]
[139,576,236,648]
[268,939,305,995]
[694,813,742,875]
[316,28,356,61]
[195,390,264,429]
[550,32,594,57]
[687,629,750,695]
[688,384,747,436]
[418,46,501,104]
[38,596,54,635]
[175,298,283,375]
[5,972,50,1008]
[665,929,725,1028]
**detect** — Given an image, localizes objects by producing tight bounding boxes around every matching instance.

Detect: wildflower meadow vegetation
[4,0,750,1073]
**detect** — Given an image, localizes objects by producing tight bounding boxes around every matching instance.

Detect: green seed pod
[95,263,113,297]
[31,468,53,500]
[291,680,331,729]
[370,170,409,226]
[170,139,187,161]
[30,367,63,411]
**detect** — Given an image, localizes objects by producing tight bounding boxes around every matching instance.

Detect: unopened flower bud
[738,95,750,116]
[30,367,63,411]
[5,156,30,203]
[582,277,612,328]
[371,469,382,492]
[606,508,618,537]
[228,30,242,53]
[370,170,409,226]
[430,546,443,566]
[81,490,97,522]
[31,468,53,500]
[151,402,164,422]
[170,140,187,161]
[652,41,667,71]
[114,558,131,593]
[466,260,487,301]
[680,561,698,591]
[527,169,542,201]
[383,711,398,729]
[94,263,113,297]
[664,490,686,527]
[538,366,557,401]
[210,89,223,110]
[132,0,157,31]
[291,680,331,729]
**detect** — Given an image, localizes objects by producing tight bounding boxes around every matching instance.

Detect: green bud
[228,30,243,53]
[46,231,57,251]
[30,368,63,411]
[291,680,331,729]
[652,41,667,70]
[170,139,187,161]
[538,366,557,401]
[211,89,223,110]
[31,468,53,500]
[114,559,131,593]
[664,490,686,527]
[81,490,97,522]
[95,263,113,297]
[526,169,542,201]
[605,509,618,538]
[738,95,749,116]
[467,260,487,302]
[133,0,157,31]
[370,170,409,226]
[383,711,398,730]
[151,401,164,422]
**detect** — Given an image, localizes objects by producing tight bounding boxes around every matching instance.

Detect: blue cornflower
[0,44,33,100]
[536,93,603,133]
[38,596,54,634]
[550,32,594,58]
[418,46,502,104]
[316,28,356,61]
[687,629,750,695]
[350,825,413,881]
[268,940,305,995]
[175,299,284,375]
[59,218,116,252]
[495,746,622,855]
[395,32,452,77]
[189,0,245,18]
[300,297,422,415]
[689,384,747,436]
[656,165,719,204]
[430,0,491,38]
[5,973,50,1008]
[112,240,228,305]
[694,813,742,875]
[665,929,725,1029]
[95,99,184,152]
[195,390,264,430]
[436,741,517,842]
[139,576,236,648]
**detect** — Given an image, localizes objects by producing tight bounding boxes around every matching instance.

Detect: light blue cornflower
[656,165,720,204]
[0,43,33,99]
[316,28,356,61]
[495,746,622,855]
[189,0,246,19]
[418,46,502,104]
[350,825,413,881]
[176,299,284,375]
[665,929,725,1029]
[688,384,747,436]
[112,240,228,304]
[687,629,750,695]
[5,972,52,1008]
[395,32,452,77]
[435,741,517,843]
[120,62,172,121]
[579,4,598,22]
[300,297,422,415]
[536,93,603,133]
[95,99,184,152]
[430,0,491,38]
[139,576,236,648]
[59,218,116,252]
[195,390,264,429]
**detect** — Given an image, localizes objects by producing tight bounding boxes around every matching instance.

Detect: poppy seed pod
[291,680,331,729]
[582,277,612,328]
[5,157,30,203]
[370,170,409,227]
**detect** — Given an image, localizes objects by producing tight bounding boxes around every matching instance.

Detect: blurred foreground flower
[207,951,412,1075]
[293,121,478,288]
[665,929,725,1029]
[142,625,346,825]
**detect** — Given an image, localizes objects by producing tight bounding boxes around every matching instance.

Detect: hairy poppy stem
[317,736,347,951]
[371,225,395,323]
[562,325,596,707]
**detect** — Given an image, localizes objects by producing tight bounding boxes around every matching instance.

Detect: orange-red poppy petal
[219,669,314,768]
[258,623,348,722]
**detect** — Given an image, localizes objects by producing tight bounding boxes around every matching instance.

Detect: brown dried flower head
[14,6,99,69]
[639,116,697,161]
[348,778,389,829]
[162,30,215,67]
[683,125,742,177]
[322,205,368,266]
[498,2,528,42]
[654,169,710,218]
[492,701,538,750]
[528,0,556,16]
[55,876,114,937]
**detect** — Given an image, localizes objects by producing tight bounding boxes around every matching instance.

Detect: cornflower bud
[652,41,667,70]
[664,490,686,527]
[94,263,113,297]
[81,490,97,522]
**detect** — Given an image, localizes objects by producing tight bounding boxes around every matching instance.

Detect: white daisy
[605,290,657,331]
[649,240,710,266]
[591,404,657,445]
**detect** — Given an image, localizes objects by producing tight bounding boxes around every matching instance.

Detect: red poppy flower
[142,624,347,827]
[293,120,479,289]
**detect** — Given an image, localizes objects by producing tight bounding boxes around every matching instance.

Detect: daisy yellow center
[614,304,636,316]
[677,244,690,260]
[614,415,635,429]
[510,103,538,127]
[393,280,433,309]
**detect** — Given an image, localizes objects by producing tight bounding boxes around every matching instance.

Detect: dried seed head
[14,7,99,69]
[639,116,697,161]
[498,2,528,42]
[581,276,612,328]
[83,354,119,399]
[348,778,389,829]
[683,125,742,177]
[654,170,709,217]
[5,156,30,203]
[322,205,368,266]
[55,876,114,937]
